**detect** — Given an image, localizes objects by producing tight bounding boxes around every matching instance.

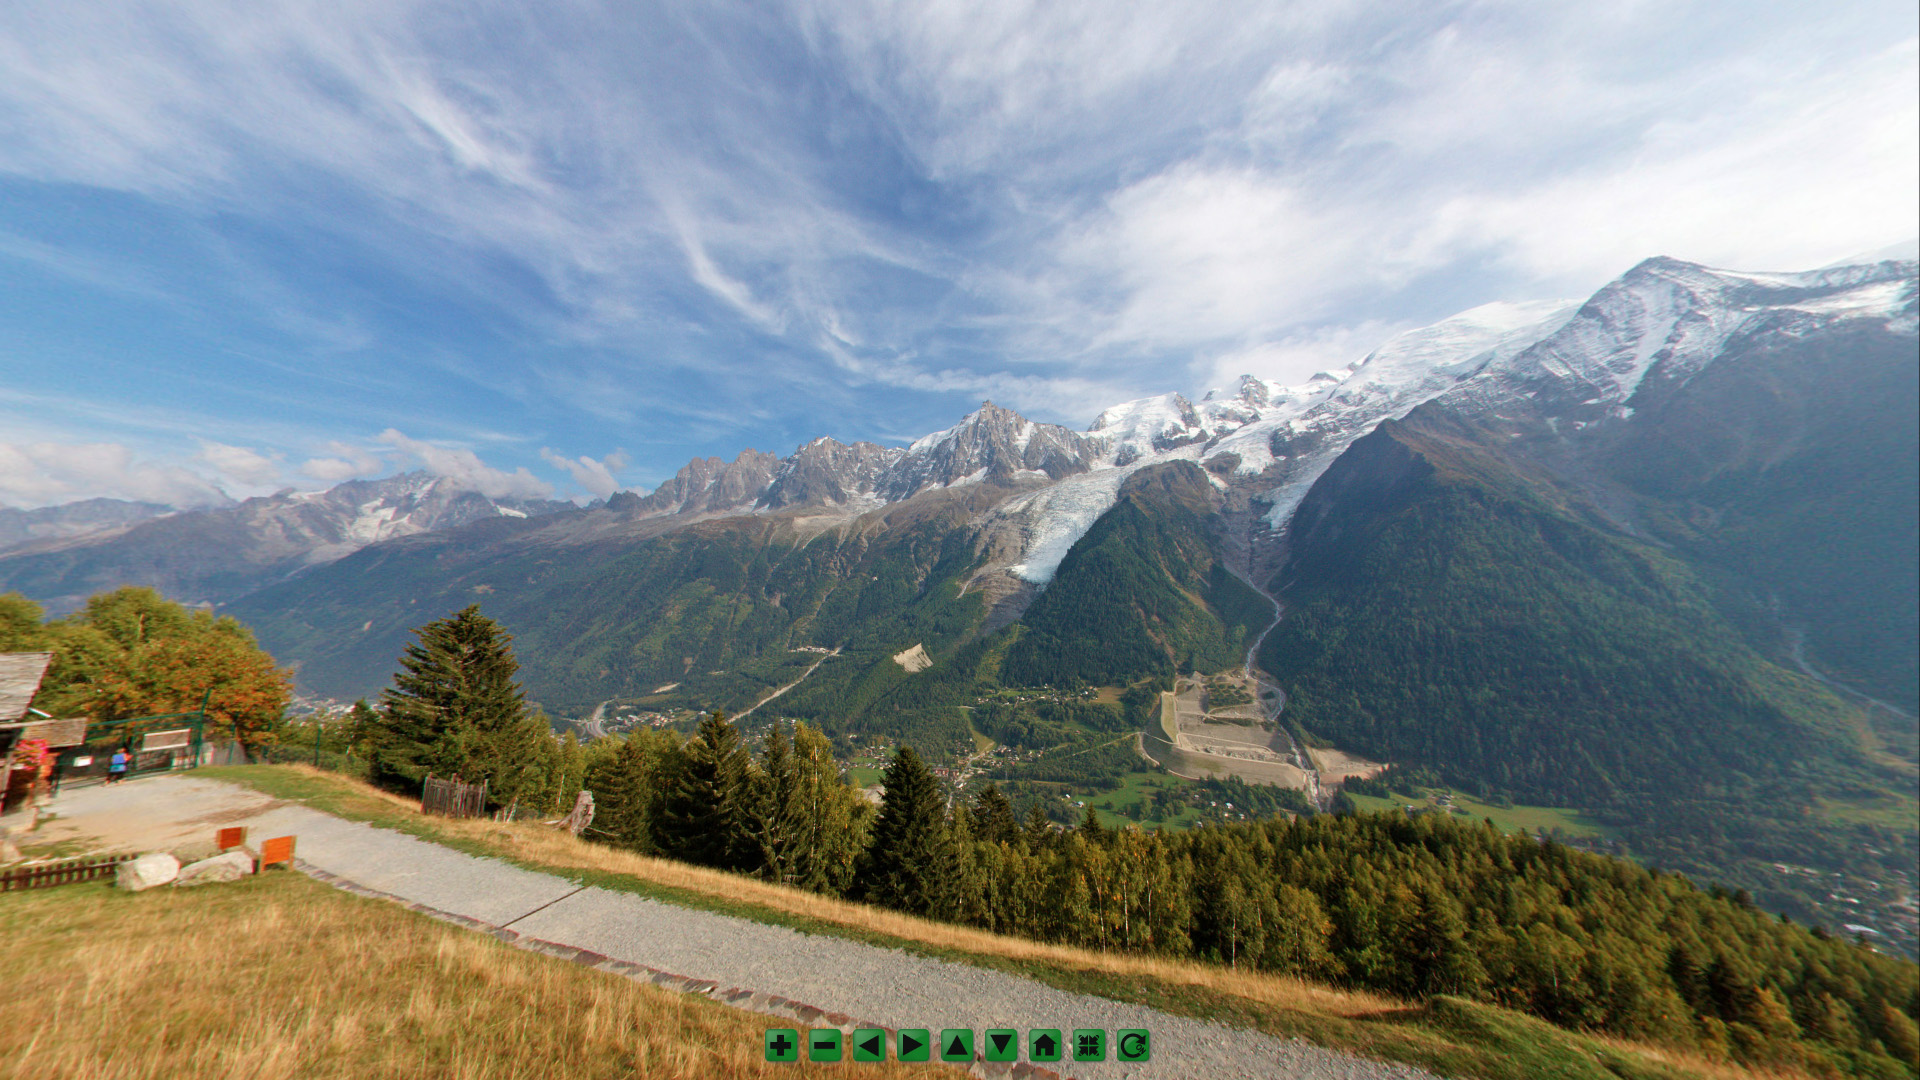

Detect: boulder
[116,852,180,892]
[174,850,254,887]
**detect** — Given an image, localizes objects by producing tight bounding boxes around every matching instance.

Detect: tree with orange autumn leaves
[1,587,290,748]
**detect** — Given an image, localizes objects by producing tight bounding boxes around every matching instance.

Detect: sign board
[140,728,192,752]
[73,756,93,767]
[22,717,87,748]
[217,826,246,850]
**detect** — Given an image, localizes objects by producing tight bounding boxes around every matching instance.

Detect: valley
[6,250,1916,961]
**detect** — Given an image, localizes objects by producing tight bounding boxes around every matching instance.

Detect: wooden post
[563,790,595,836]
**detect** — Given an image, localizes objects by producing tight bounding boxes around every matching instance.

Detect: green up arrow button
[940,1028,974,1062]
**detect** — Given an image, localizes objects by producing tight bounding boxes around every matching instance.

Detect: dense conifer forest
[347,615,1918,1080]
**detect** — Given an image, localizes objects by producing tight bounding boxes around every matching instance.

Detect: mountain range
[5,251,1915,940]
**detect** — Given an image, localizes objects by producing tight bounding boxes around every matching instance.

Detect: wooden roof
[0,652,54,725]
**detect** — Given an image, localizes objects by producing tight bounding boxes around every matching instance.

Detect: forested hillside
[556,713,1920,1080]
[1600,324,1920,718]
[1262,403,1917,929]
[1003,462,1270,686]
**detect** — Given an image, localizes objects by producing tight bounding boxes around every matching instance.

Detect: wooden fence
[1,854,137,892]
[421,775,487,818]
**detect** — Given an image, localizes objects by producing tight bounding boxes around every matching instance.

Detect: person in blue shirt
[108,748,130,784]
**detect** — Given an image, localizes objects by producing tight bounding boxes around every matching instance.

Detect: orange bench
[217,826,247,850]
[259,835,296,869]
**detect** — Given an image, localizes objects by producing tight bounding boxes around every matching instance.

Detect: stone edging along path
[296,860,1062,1080]
[42,776,1440,1080]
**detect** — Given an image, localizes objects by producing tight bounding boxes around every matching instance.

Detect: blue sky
[0,1,1914,506]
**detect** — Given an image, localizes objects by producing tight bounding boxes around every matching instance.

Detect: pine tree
[1022,801,1053,851]
[586,730,669,850]
[969,783,1019,846]
[857,746,955,916]
[369,605,530,797]
[654,710,752,870]
[748,723,798,881]
[783,722,866,895]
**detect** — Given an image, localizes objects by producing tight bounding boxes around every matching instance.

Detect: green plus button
[851,1029,887,1062]
[984,1029,1018,1062]
[1029,1029,1062,1062]
[940,1028,974,1062]
[808,1028,842,1062]
[897,1029,931,1062]
[1117,1029,1152,1062]
[764,1028,799,1062]
[1073,1029,1106,1062]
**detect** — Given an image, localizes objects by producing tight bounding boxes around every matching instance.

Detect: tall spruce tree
[857,746,955,916]
[370,605,534,800]
[969,783,1019,846]
[584,729,672,851]
[654,709,752,870]
[781,722,868,895]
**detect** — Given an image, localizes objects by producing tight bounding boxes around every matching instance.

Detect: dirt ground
[1308,746,1386,783]
[24,775,286,860]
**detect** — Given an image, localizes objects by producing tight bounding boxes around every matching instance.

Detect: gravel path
[45,775,1440,1080]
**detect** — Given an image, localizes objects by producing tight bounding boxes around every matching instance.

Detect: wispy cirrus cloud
[0,1,1911,507]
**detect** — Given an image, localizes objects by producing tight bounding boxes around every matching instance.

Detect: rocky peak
[877,402,1095,500]
[758,438,905,509]
[622,449,781,517]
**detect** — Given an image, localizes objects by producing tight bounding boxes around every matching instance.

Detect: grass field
[181,764,1817,1080]
[1084,769,1206,829]
[0,870,956,1080]
[847,766,885,788]
[1344,789,1619,840]
[963,713,995,754]
[1814,790,1920,830]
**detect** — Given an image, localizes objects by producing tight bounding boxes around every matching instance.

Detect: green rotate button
[1117,1029,1152,1062]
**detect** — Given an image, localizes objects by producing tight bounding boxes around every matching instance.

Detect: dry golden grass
[210,766,1829,1080]
[306,765,1406,1019]
[0,871,960,1080]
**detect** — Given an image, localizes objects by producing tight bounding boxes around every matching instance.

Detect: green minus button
[808,1028,842,1063]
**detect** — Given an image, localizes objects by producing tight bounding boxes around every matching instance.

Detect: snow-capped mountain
[0,472,569,613]
[560,251,1915,591]
[10,251,1911,621]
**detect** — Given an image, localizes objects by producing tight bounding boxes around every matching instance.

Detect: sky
[0,1,1915,508]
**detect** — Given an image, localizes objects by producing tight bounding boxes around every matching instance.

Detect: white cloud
[298,441,388,485]
[1408,40,1920,282]
[376,429,551,499]
[0,441,231,509]
[1200,320,1407,391]
[1057,166,1369,349]
[0,1,1913,471]
[540,447,629,500]
[195,441,283,491]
